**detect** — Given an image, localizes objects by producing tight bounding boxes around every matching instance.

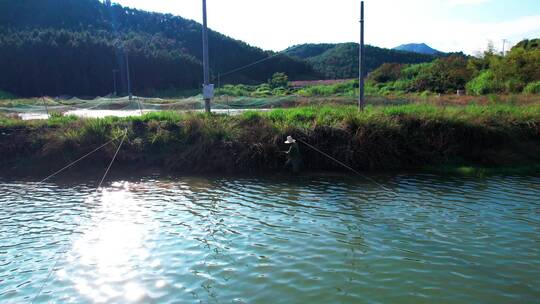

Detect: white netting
[0,94,302,119]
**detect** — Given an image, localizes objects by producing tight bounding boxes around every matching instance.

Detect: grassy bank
[1,103,539,176]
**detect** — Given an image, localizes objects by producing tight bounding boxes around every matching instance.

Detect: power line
[217,50,289,80]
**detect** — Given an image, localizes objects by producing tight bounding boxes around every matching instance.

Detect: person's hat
[284,136,296,144]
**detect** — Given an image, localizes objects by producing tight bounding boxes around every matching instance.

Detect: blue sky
[448,0,540,22]
[113,0,540,54]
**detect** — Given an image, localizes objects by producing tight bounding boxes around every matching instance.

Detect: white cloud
[439,15,540,54]
[446,0,492,7]
[114,0,540,54]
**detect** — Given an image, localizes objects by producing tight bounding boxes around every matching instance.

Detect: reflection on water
[67,183,153,302]
[0,174,539,303]
[19,110,156,121]
[18,108,270,120]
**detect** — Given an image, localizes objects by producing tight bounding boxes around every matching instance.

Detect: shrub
[0,89,16,99]
[466,70,503,95]
[251,84,272,97]
[80,119,112,143]
[391,79,414,92]
[523,81,540,94]
[490,47,540,93]
[297,80,357,97]
[505,78,526,94]
[401,62,432,79]
[268,72,289,89]
[420,91,432,97]
[414,56,473,93]
[271,87,288,96]
[49,111,64,118]
[369,63,404,83]
[216,84,252,96]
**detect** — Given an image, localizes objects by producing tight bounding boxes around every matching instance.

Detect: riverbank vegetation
[1,103,539,175]
[369,39,540,96]
[216,73,359,98]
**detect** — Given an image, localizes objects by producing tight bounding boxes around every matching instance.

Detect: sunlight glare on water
[67,182,153,303]
[0,174,539,303]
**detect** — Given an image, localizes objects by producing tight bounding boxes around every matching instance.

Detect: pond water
[0,174,539,303]
[17,108,271,120]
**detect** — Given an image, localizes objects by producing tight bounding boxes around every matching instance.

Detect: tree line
[368,39,540,95]
[0,29,202,97]
[286,43,440,79]
[0,0,316,97]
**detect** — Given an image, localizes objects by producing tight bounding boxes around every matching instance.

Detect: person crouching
[283,136,303,173]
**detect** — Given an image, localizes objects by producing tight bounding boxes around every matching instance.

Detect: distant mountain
[285,43,437,79]
[393,43,441,55]
[0,0,317,97]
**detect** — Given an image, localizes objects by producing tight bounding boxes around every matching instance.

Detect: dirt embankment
[1,113,539,177]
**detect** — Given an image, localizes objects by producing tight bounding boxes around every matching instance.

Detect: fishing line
[296,138,399,196]
[97,130,127,191]
[30,129,128,303]
[37,133,125,185]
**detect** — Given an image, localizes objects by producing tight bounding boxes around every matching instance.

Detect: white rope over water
[36,132,126,185]
[296,137,400,196]
[30,129,128,303]
[97,130,128,190]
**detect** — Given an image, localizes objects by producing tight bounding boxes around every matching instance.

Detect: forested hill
[0,0,316,97]
[514,39,540,50]
[285,43,438,79]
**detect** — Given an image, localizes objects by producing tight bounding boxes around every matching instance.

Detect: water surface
[0,174,539,303]
[17,108,270,120]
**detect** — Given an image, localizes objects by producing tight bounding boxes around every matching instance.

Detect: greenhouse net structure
[0,95,302,119]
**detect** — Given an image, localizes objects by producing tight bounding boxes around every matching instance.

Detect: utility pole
[112,69,118,96]
[202,0,213,113]
[42,96,49,117]
[359,1,365,111]
[125,53,132,101]
[124,52,142,114]
[502,39,508,56]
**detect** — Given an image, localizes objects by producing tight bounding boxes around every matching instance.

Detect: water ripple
[0,174,539,303]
